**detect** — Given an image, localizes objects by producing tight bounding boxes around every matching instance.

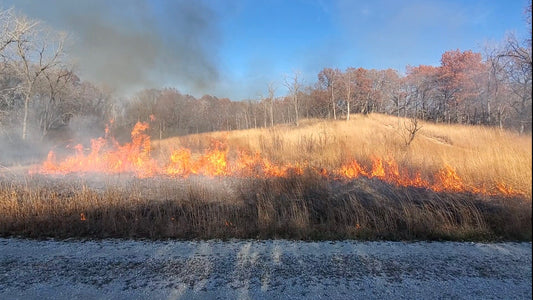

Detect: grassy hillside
[1,113,531,241]
[155,113,532,197]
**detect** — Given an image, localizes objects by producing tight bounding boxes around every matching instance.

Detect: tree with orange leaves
[437,49,487,124]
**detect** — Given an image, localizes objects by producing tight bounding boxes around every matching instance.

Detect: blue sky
[214,0,530,99]
[2,0,531,100]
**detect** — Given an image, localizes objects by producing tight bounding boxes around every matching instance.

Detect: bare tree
[343,68,356,121]
[498,32,532,133]
[0,9,34,128]
[0,8,15,55]
[483,44,508,127]
[401,117,422,147]
[1,9,38,56]
[284,71,302,126]
[39,67,76,138]
[267,82,276,127]
[4,12,66,139]
[318,68,340,119]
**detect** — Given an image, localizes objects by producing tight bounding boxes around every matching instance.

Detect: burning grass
[160,114,531,197]
[1,113,531,240]
[30,115,530,197]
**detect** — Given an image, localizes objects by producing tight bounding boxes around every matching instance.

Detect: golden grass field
[156,113,532,197]
[1,113,531,240]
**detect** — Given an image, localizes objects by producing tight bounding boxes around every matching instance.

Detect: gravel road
[0,238,531,299]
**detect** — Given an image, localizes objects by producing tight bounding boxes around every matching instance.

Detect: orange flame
[432,165,464,192]
[32,122,525,197]
[37,122,158,178]
[166,148,193,177]
[339,159,367,179]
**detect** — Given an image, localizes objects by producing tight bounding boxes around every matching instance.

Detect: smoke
[6,0,221,95]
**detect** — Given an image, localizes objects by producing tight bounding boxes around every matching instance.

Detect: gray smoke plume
[4,0,221,95]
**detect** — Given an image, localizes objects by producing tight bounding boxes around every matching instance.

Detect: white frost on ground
[0,238,531,299]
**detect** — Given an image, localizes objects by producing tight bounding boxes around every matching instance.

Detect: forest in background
[0,6,531,151]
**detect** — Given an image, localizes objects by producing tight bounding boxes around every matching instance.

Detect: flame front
[32,122,524,197]
[38,122,158,178]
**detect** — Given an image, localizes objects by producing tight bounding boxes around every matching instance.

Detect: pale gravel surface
[0,238,531,299]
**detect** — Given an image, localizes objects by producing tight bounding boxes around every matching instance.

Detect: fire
[370,158,385,178]
[165,141,229,177]
[432,165,464,192]
[339,159,366,179]
[196,141,229,176]
[32,122,525,197]
[166,148,193,177]
[37,122,158,178]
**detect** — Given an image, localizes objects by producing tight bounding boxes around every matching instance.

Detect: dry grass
[1,113,531,241]
[0,173,530,240]
[156,113,532,197]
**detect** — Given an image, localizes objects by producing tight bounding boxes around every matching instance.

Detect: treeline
[115,42,532,137]
[0,7,531,145]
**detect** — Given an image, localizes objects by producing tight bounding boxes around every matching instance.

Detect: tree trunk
[41,112,49,140]
[331,86,336,120]
[346,100,350,121]
[487,100,491,124]
[287,104,291,124]
[346,80,351,121]
[294,95,299,126]
[263,102,267,128]
[270,100,274,127]
[22,95,30,140]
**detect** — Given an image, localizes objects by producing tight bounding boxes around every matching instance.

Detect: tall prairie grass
[156,113,532,197]
[0,173,530,240]
[0,113,531,240]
